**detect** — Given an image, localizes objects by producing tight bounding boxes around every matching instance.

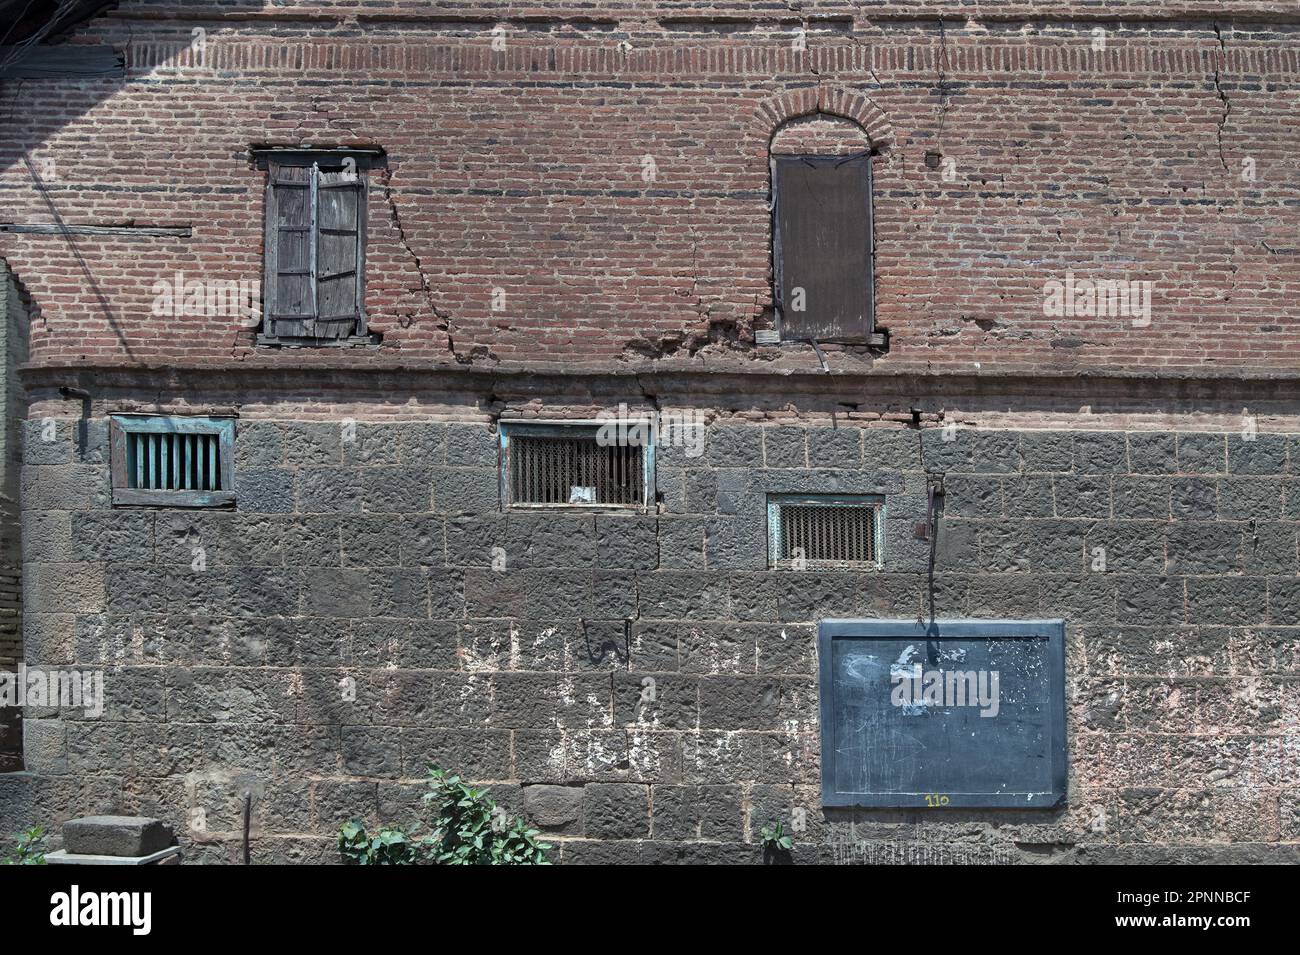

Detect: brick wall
[0,6,1297,373]
[1,3,1298,861]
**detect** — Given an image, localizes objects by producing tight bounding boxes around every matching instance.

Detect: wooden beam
[0,223,191,237]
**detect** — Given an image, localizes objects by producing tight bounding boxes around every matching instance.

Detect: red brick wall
[1,4,1297,375]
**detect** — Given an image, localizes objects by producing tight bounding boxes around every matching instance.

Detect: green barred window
[109,415,235,507]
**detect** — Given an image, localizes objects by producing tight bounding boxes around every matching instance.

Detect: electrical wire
[0,0,43,49]
[0,0,83,74]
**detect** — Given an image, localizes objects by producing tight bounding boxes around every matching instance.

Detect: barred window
[109,415,235,508]
[768,494,883,569]
[500,422,652,508]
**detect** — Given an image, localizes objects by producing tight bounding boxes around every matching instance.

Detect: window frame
[108,414,236,508]
[253,148,380,347]
[766,493,886,570]
[498,419,655,512]
[770,151,876,344]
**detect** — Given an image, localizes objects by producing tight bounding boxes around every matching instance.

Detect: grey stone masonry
[4,417,1297,864]
[62,815,175,857]
[0,267,27,770]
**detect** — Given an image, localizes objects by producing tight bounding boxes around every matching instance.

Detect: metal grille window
[109,415,235,507]
[501,422,651,508]
[768,494,884,569]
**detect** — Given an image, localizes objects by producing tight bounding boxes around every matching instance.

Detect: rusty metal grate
[769,495,882,568]
[507,431,645,506]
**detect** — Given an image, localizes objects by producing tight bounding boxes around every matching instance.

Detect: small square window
[500,421,652,509]
[109,415,235,507]
[767,494,883,569]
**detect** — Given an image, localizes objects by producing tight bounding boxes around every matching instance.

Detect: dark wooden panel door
[773,153,874,342]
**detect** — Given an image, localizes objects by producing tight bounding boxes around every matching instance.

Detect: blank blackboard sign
[818,619,1066,808]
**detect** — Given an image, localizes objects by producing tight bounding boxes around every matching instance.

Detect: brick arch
[771,114,872,155]
[751,86,893,154]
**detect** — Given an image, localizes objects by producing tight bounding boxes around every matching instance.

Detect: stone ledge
[20,361,1300,407]
[46,845,182,865]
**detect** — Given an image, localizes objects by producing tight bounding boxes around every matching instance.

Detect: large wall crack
[1211,23,1231,173]
[377,166,475,360]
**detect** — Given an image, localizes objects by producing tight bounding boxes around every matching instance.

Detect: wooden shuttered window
[772,152,875,342]
[262,158,367,341]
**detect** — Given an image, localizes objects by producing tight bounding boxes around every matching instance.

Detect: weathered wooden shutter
[263,160,365,340]
[264,162,313,338]
[314,167,365,338]
[772,153,874,342]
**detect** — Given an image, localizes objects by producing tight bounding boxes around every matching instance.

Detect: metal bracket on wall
[915,475,944,540]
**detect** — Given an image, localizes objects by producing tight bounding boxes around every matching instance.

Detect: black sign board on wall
[818,619,1067,808]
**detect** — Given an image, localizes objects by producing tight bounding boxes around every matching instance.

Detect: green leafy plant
[338,820,419,865]
[338,767,551,866]
[3,826,48,865]
[759,820,795,864]
[759,821,794,853]
[421,767,550,865]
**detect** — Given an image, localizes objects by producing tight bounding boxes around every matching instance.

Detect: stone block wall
[0,266,27,770]
[3,404,1295,863]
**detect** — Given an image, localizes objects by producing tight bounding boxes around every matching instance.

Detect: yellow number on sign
[924,794,950,807]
